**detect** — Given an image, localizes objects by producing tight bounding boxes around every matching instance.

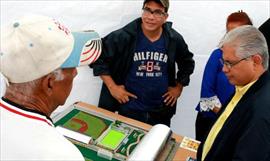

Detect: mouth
[225,74,232,79]
[145,21,156,26]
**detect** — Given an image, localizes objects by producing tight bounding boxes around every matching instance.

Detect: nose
[146,12,155,19]
[72,68,78,77]
[222,64,229,73]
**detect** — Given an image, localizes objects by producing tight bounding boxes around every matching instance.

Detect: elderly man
[0,15,101,160]
[197,25,270,161]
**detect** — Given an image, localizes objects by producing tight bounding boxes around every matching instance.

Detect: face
[222,45,256,86]
[227,22,244,32]
[141,1,168,33]
[52,68,77,106]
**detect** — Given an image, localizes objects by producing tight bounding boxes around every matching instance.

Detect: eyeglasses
[142,7,167,18]
[220,56,251,69]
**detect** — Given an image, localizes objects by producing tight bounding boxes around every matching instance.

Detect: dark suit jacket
[197,71,270,161]
[259,18,270,70]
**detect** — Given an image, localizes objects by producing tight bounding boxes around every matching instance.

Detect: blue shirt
[123,29,168,111]
[196,48,235,118]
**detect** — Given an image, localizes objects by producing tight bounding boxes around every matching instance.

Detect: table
[73,102,197,161]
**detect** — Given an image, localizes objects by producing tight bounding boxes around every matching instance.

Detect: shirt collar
[235,80,257,96]
[1,97,54,125]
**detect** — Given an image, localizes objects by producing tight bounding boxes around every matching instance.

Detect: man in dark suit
[197,25,270,161]
[259,18,270,70]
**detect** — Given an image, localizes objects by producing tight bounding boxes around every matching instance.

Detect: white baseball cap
[0,15,102,83]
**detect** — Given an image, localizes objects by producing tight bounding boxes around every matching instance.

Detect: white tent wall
[1,0,269,138]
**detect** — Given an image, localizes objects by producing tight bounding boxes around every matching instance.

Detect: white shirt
[0,98,84,160]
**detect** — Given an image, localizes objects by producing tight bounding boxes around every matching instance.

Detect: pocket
[150,106,174,119]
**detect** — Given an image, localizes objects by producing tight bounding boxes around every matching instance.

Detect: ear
[41,73,56,96]
[164,13,169,21]
[252,54,263,66]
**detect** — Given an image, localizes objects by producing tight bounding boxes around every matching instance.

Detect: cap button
[13,22,20,28]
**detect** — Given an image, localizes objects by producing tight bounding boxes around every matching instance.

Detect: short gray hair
[220,25,269,69]
[4,68,65,98]
[51,69,65,81]
[21,69,64,94]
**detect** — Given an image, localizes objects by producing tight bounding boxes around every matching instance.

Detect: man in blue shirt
[92,0,194,126]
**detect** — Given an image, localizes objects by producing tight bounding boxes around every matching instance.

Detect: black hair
[143,0,168,12]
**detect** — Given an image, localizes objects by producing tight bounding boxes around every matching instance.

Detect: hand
[162,83,183,107]
[212,107,221,114]
[100,75,137,104]
[109,85,137,104]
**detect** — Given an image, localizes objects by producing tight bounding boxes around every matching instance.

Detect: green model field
[55,109,112,139]
[54,107,148,161]
[99,129,127,150]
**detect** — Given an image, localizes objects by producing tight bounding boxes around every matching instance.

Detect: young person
[92,0,195,126]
